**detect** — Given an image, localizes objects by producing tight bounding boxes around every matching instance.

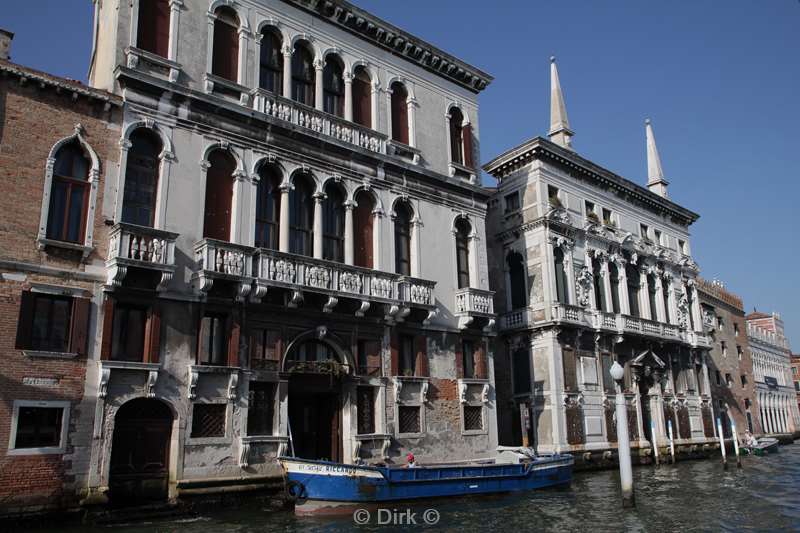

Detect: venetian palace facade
[1,0,498,512]
[487,59,717,459]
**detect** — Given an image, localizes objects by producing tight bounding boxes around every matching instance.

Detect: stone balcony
[191,240,437,322]
[106,223,179,291]
[251,89,388,155]
[454,287,496,331]
[500,303,711,347]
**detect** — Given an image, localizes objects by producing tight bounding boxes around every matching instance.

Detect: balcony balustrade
[192,238,255,299]
[252,90,388,155]
[454,287,496,330]
[500,302,712,348]
[106,222,179,291]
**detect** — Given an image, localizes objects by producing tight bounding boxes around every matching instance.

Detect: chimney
[0,29,13,61]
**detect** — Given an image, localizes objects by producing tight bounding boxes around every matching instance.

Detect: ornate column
[664,272,677,325]
[314,58,324,111]
[370,81,380,131]
[237,27,249,88]
[344,200,355,265]
[407,96,418,150]
[584,250,597,310]
[278,183,291,253]
[654,270,666,323]
[410,215,423,277]
[468,230,479,288]
[616,256,631,315]
[344,71,353,122]
[372,208,384,271]
[230,169,248,244]
[167,0,183,78]
[281,45,292,98]
[689,282,703,332]
[639,267,650,320]
[600,255,614,313]
[313,192,324,259]
[563,242,576,305]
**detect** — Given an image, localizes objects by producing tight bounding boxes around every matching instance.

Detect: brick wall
[0,64,120,513]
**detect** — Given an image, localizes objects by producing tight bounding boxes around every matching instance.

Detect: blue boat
[279,450,573,513]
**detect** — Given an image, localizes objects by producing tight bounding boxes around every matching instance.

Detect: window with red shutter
[353,191,374,269]
[390,82,409,144]
[212,7,239,82]
[137,0,170,58]
[463,123,474,168]
[352,67,372,128]
[449,107,464,165]
[203,150,235,241]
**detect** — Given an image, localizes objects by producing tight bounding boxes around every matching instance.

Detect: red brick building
[0,55,121,515]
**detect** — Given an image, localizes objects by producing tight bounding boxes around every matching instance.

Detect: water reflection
[28,444,800,533]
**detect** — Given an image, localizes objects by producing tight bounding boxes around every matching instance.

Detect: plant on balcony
[587,211,600,224]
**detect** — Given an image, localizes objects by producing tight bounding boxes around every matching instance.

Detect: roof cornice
[483,136,700,226]
[279,0,493,93]
[0,60,121,106]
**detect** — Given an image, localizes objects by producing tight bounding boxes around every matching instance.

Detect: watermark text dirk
[353,507,440,526]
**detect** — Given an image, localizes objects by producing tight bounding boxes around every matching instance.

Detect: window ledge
[125,46,182,82]
[240,435,287,444]
[461,428,489,437]
[37,238,93,258]
[101,360,161,371]
[7,446,66,456]
[23,350,78,360]
[190,364,241,374]
[449,161,477,183]
[354,433,392,442]
[387,140,421,164]
[186,436,231,446]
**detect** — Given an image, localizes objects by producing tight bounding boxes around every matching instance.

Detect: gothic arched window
[259,28,283,94]
[47,142,90,243]
[122,128,162,227]
[291,42,315,107]
[203,149,235,241]
[323,54,344,117]
[390,81,409,144]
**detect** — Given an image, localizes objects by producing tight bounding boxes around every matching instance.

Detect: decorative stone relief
[575,266,594,307]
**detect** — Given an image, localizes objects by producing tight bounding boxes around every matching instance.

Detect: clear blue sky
[4,1,799,346]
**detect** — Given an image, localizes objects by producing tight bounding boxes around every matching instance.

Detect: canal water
[30,444,800,532]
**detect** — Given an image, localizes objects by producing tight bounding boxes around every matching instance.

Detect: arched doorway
[109,398,173,504]
[285,337,351,462]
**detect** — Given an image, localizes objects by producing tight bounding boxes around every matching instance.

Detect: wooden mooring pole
[667,419,676,464]
[717,417,728,470]
[730,417,742,468]
[651,421,660,467]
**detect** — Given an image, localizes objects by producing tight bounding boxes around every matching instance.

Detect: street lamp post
[610,360,635,508]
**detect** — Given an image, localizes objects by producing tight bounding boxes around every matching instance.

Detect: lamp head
[610,361,624,382]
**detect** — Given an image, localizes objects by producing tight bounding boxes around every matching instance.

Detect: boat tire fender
[285,479,306,502]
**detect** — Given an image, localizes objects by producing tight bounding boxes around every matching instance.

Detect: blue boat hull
[280,455,573,504]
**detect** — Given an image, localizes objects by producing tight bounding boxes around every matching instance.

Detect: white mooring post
[730,416,742,468]
[610,361,634,507]
[717,417,727,470]
[667,419,676,464]
[651,421,660,466]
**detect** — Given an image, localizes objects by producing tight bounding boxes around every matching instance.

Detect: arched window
[322,183,345,262]
[449,107,464,165]
[255,164,281,249]
[122,129,162,227]
[323,54,344,117]
[290,339,338,363]
[291,42,315,107]
[47,142,90,243]
[507,251,527,310]
[259,28,283,94]
[289,174,314,256]
[647,273,658,320]
[352,66,371,127]
[390,81,409,144]
[609,262,621,314]
[212,7,239,82]
[394,202,412,275]
[553,247,569,304]
[137,0,170,58]
[353,191,374,269]
[202,150,235,241]
[626,264,640,317]
[592,258,607,312]
[455,218,471,289]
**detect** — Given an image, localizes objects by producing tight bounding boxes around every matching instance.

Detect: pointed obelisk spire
[645,118,669,198]
[548,56,574,150]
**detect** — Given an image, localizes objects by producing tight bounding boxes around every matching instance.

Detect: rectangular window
[462,339,475,379]
[547,185,561,208]
[111,303,147,362]
[357,339,382,377]
[640,223,650,241]
[247,382,274,436]
[512,348,531,394]
[715,370,721,386]
[718,316,725,330]
[563,347,578,392]
[463,405,483,432]
[725,373,733,387]
[250,328,280,371]
[737,345,743,360]
[602,208,613,226]
[398,335,416,377]
[678,239,687,254]
[721,341,728,357]
[734,323,740,336]
[504,192,520,213]
[584,200,598,221]
[357,386,376,434]
[740,375,748,387]
[12,405,64,449]
[16,291,90,355]
[198,313,227,365]
[191,403,226,438]
[398,405,421,434]
[654,229,662,245]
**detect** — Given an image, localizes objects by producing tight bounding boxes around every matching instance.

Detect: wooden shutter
[203,152,234,240]
[354,201,373,268]
[100,297,115,360]
[14,290,35,349]
[227,312,241,367]
[414,335,428,377]
[353,76,371,127]
[563,346,578,392]
[390,330,399,376]
[455,340,463,379]
[391,90,408,144]
[475,342,487,380]
[144,304,161,364]
[213,19,238,82]
[153,0,170,58]
[137,0,157,54]
[463,123,474,168]
[69,297,91,356]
